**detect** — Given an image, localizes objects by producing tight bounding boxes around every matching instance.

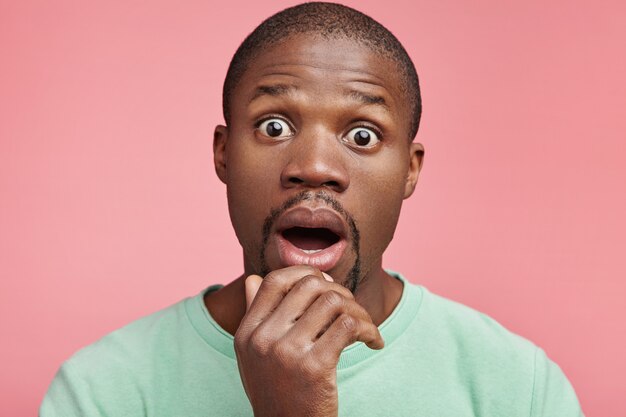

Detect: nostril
[289,177,304,184]
[323,180,339,188]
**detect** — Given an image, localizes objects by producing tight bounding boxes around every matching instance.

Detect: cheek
[224,140,277,251]
[352,158,408,256]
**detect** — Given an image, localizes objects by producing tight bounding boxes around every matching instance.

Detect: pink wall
[1,0,624,415]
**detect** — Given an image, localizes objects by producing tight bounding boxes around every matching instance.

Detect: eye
[257,118,294,139]
[344,126,381,148]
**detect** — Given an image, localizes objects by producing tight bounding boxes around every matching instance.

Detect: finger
[277,276,353,323]
[245,274,263,311]
[260,275,353,337]
[242,265,325,326]
[315,313,384,359]
[286,289,376,347]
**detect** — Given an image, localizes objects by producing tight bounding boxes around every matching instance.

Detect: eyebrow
[250,84,298,102]
[249,84,390,112]
[346,90,389,110]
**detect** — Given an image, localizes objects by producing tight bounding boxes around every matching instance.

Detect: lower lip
[274,233,348,271]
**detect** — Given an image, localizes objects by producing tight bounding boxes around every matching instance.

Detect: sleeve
[39,362,104,417]
[530,348,585,417]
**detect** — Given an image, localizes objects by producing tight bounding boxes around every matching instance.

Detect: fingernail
[322,272,333,282]
[244,275,262,311]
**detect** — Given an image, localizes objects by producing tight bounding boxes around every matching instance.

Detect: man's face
[214,35,423,291]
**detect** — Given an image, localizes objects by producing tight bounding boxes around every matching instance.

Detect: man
[40,3,583,416]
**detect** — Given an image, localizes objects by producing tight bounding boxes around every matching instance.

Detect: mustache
[261,190,358,248]
[259,190,362,292]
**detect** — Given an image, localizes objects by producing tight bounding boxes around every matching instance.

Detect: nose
[280,131,350,193]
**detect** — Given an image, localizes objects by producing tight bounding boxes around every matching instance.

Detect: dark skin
[208,34,424,417]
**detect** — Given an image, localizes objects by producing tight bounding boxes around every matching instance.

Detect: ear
[213,125,229,184]
[403,142,425,199]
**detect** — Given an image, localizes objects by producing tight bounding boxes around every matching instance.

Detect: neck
[204,266,403,337]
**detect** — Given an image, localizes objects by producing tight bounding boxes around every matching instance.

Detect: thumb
[244,274,263,311]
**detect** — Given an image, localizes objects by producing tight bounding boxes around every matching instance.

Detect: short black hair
[222,2,422,139]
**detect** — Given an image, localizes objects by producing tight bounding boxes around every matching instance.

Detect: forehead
[232,34,409,123]
[253,34,393,70]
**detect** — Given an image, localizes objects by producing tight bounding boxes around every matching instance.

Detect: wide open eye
[344,126,381,148]
[257,118,294,139]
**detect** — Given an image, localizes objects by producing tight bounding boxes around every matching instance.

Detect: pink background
[1,0,625,415]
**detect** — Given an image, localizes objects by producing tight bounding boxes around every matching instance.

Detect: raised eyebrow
[250,84,298,102]
[346,90,390,111]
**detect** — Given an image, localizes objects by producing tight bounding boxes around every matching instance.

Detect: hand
[234,265,384,417]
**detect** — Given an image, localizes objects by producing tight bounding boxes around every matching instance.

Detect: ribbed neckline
[184,271,423,370]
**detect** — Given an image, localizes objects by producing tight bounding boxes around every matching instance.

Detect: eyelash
[350,123,384,140]
[254,114,294,130]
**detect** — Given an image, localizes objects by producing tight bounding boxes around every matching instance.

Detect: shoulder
[417,285,538,360]
[71,296,190,368]
[403,283,583,415]
[52,291,205,392]
[40,296,196,416]
[401,280,538,388]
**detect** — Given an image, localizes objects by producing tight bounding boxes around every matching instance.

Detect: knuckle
[263,271,285,286]
[299,274,323,290]
[300,355,323,375]
[322,290,344,309]
[233,331,247,352]
[248,329,273,357]
[270,340,295,365]
[335,285,354,299]
[338,313,357,332]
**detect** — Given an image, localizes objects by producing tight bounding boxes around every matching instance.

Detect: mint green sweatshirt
[40,273,584,416]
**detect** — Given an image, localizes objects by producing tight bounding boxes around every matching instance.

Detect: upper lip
[274,205,349,240]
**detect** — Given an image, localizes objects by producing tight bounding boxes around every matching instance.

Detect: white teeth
[302,249,323,254]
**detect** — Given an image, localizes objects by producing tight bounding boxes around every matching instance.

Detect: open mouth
[281,227,341,254]
[272,206,349,271]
